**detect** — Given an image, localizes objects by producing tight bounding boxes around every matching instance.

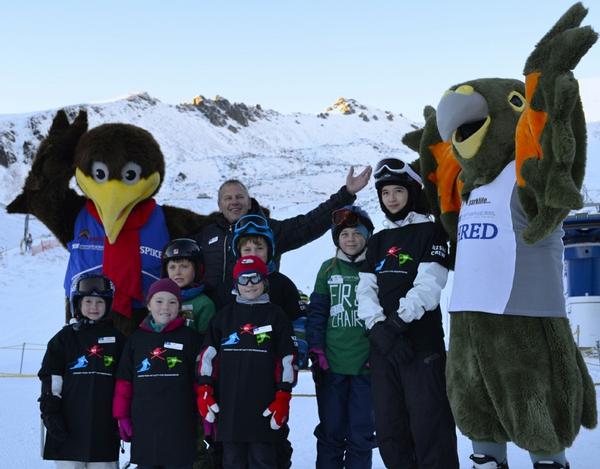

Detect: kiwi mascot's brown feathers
[7,110,213,335]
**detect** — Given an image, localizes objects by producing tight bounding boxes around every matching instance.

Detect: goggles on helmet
[234,214,270,233]
[332,208,362,227]
[76,276,114,296]
[236,272,265,286]
[232,215,275,259]
[374,159,423,186]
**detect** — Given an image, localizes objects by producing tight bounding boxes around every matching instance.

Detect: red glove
[196,384,219,423]
[263,390,291,430]
[118,418,133,442]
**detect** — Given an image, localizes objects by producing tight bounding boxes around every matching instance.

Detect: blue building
[563,212,600,347]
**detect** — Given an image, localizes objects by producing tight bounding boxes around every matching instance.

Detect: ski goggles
[373,159,423,186]
[77,276,113,295]
[236,272,265,286]
[234,214,270,233]
[332,208,361,227]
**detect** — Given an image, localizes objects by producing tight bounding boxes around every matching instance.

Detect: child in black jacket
[113,278,201,469]
[357,158,458,469]
[197,256,296,469]
[38,273,125,468]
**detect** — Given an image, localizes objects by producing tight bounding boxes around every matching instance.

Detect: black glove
[368,315,414,364]
[39,393,68,443]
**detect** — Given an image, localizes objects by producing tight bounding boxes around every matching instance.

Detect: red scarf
[87,198,157,318]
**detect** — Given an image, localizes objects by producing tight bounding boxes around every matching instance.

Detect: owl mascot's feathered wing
[403,3,597,465]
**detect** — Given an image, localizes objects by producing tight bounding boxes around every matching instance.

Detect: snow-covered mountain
[2,92,599,216]
[0,93,421,224]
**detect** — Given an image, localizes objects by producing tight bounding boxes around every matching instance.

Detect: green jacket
[181,291,216,334]
[306,251,369,375]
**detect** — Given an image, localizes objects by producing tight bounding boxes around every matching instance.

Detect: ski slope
[0,208,599,468]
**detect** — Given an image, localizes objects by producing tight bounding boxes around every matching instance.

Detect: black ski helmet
[69,273,114,320]
[331,205,374,247]
[161,238,204,282]
[374,158,427,219]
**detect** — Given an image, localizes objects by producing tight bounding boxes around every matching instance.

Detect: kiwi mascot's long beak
[76,169,160,244]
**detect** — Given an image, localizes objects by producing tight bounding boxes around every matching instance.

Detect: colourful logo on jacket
[167,356,182,369]
[240,323,257,334]
[69,355,89,370]
[137,358,152,373]
[222,332,240,345]
[69,343,114,370]
[256,332,271,344]
[87,344,103,358]
[222,326,272,347]
[150,347,167,360]
[136,347,183,373]
[375,246,413,272]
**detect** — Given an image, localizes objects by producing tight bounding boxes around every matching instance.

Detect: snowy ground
[1,370,599,468]
[1,211,599,468]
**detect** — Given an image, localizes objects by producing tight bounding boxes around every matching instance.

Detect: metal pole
[597,340,600,366]
[19,342,25,374]
[24,214,30,239]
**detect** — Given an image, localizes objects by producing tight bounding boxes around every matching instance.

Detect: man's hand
[346,165,372,195]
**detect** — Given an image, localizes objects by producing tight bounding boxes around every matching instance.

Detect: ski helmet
[373,158,423,191]
[232,214,275,260]
[161,238,204,282]
[331,205,374,247]
[374,158,427,220]
[69,273,114,320]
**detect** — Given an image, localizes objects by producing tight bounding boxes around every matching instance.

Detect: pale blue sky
[1,0,599,121]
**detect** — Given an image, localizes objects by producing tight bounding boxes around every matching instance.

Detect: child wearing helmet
[113,278,202,468]
[357,158,458,468]
[305,205,376,468]
[161,238,216,337]
[38,273,125,468]
[197,256,296,469]
[231,215,301,469]
[232,214,302,322]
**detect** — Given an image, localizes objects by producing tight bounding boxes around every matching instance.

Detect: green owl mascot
[403,4,597,468]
